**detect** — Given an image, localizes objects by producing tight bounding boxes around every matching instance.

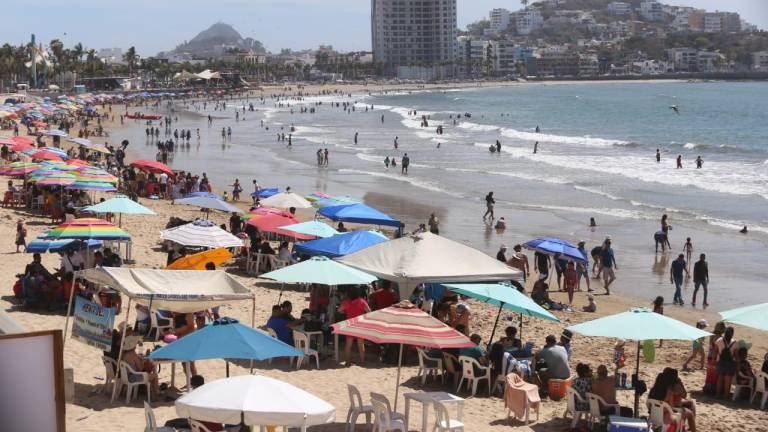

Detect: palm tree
[521,0,529,8]
[123,46,138,76]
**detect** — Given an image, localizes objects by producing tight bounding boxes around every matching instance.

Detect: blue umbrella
[252,188,279,199]
[184,191,223,200]
[149,318,302,373]
[26,237,102,253]
[295,230,388,258]
[523,237,587,263]
[318,203,401,228]
[174,196,243,214]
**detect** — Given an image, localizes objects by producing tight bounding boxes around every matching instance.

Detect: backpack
[718,341,736,370]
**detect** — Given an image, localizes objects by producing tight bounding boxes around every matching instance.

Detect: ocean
[120,81,768,309]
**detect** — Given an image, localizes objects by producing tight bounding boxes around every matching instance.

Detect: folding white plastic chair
[493,356,509,396]
[647,398,684,432]
[370,392,406,432]
[345,384,373,432]
[149,310,174,341]
[733,371,755,401]
[433,400,465,431]
[416,347,444,385]
[293,330,320,369]
[143,401,174,432]
[456,355,492,397]
[586,392,619,428]
[751,371,768,410]
[101,356,119,394]
[120,361,151,404]
[421,298,434,315]
[563,387,590,429]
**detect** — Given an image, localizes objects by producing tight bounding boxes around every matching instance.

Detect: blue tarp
[294,230,388,258]
[317,203,401,228]
[252,188,279,198]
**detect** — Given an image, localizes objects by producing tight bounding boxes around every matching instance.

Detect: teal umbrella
[567,307,711,415]
[720,303,768,332]
[83,194,155,226]
[279,221,339,239]
[445,283,559,347]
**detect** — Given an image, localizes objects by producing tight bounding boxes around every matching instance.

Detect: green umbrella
[260,256,378,303]
[567,307,711,416]
[82,194,155,227]
[279,220,339,239]
[444,283,559,347]
[720,303,768,332]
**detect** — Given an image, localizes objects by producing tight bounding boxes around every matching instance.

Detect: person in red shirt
[368,281,397,311]
[339,286,371,365]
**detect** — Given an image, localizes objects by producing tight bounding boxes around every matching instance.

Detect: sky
[3,0,766,56]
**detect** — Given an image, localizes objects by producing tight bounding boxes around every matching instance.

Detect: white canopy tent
[259,192,313,209]
[337,232,522,299]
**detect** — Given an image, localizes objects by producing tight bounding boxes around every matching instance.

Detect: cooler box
[547,377,571,401]
[608,416,651,432]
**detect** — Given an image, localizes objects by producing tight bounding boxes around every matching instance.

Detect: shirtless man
[507,244,530,283]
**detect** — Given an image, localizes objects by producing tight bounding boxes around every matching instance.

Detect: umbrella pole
[487,303,504,350]
[634,340,641,417]
[226,360,230,377]
[519,313,523,340]
[394,343,403,411]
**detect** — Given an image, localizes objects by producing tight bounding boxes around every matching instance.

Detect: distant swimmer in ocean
[394,136,399,149]
[533,141,539,154]
[354,132,358,144]
[670,105,680,115]
[381,114,385,123]
[590,217,597,227]
[535,125,541,133]
[695,155,703,169]
[676,155,683,169]
[656,149,661,163]
[496,140,501,153]
[384,156,390,168]
[437,142,441,149]
[740,226,748,234]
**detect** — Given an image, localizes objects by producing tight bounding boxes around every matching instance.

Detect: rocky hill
[159,22,266,59]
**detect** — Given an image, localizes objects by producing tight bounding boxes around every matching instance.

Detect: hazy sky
[3,0,766,55]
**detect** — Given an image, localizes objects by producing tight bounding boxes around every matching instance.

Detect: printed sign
[71,296,116,351]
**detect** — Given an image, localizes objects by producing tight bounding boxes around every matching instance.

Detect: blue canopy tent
[252,188,279,199]
[318,203,401,228]
[294,230,388,258]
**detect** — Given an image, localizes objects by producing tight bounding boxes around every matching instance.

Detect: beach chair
[345,384,373,432]
[149,310,173,341]
[733,371,755,401]
[504,373,540,424]
[563,387,589,429]
[101,356,119,395]
[143,401,175,432]
[293,331,320,369]
[586,392,619,428]
[370,392,406,432]
[268,255,289,271]
[190,419,217,432]
[750,371,768,410]
[415,347,444,385]
[421,298,434,315]
[433,400,465,431]
[647,398,684,432]
[456,355,492,397]
[265,327,278,364]
[442,352,461,389]
[493,355,510,396]
[120,361,151,404]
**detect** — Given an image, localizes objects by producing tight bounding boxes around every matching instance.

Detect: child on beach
[564,261,578,305]
[683,319,707,371]
[613,340,626,379]
[15,219,26,253]
[653,296,664,347]
[683,237,693,274]
[582,293,597,312]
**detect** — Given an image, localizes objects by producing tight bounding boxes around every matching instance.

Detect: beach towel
[504,373,540,421]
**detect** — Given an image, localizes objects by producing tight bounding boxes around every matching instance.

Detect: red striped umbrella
[244,212,313,240]
[332,301,473,409]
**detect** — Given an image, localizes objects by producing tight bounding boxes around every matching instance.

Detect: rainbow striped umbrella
[65,181,117,192]
[35,172,76,186]
[44,218,130,241]
[1,162,44,176]
[76,168,118,184]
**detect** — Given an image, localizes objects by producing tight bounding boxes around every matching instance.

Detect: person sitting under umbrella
[535,335,571,387]
[121,335,160,399]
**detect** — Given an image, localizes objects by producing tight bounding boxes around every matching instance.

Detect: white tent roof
[77,267,254,313]
[337,232,522,299]
[260,192,313,209]
[161,221,244,249]
[196,69,222,80]
[175,375,335,427]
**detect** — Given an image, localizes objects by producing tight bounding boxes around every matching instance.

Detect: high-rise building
[371,0,457,78]
[489,8,511,33]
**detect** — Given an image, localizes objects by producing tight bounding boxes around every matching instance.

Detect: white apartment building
[697,51,724,72]
[607,2,631,16]
[703,14,722,33]
[371,0,457,76]
[489,8,511,33]
[632,59,672,75]
[516,9,544,35]
[98,48,124,65]
[640,0,664,22]
[753,51,768,72]
[667,48,698,72]
[488,40,518,75]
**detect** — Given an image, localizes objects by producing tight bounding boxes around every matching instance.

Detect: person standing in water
[496,140,501,153]
[676,155,683,169]
[384,156,390,168]
[656,149,661,163]
[394,136,399,149]
[354,132,358,145]
[401,153,410,174]
[535,125,540,133]
[483,192,495,220]
[533,141,539,154]
[683,237,693,273]
[670,253,689,305]
[695,156,703,169]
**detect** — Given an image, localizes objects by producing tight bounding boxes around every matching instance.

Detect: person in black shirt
[535,251,551,279]
[229,212,242,234]
[692,254,709,307]
[496,245,507,263]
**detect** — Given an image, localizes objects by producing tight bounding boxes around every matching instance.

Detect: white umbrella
[175,375,335,430]
[161,220,243,249]
[260,192,313,209]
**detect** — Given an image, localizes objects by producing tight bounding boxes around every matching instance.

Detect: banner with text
[71,296,116,351]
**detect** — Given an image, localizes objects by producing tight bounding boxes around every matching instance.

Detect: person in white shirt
[59,248,84,275]
[159,172,169,199]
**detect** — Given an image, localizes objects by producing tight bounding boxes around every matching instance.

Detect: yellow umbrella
[166,248,234,270]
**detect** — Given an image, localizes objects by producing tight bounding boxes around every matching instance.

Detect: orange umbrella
[166,248,234,270]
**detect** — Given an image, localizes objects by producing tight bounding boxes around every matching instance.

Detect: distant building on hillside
[607,2,631,16]
[515,9,544,35]
[371,0,457,79]
[703,12,741,33]
[489,8,511,33]
[98,48,124,65]
[667,48,698,72]
[639,0,664,22]
[752,51,768,72]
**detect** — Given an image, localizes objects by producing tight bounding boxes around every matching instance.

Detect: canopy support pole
[519,313,524,340]
[487,303,504,350]
[633,340,641,417]
[250,295,256,373]
[111,296,132,402]
[394,343,404,412]
[62,270,79,348]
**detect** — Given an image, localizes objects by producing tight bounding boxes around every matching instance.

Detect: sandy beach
[1,87,767,432]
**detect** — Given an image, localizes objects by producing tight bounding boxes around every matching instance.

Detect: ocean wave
[458,122,501,132]
[683,142,708,150]
[573,185,622,201]
[500,127,631,147]
[293,125,332,135]
[516,203,648,220]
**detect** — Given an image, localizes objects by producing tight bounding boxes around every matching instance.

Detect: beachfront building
[515,9,544,35]
[632,59,672,75]
[371,0,457,79]
[697,51,725,72]
[753,51,768,72]
[455,36,488,78]
[639,0,664,22]
[489,8,511,33]
[534,48,580,77]
[488,40,518,76]
[97,48,125,65]
[667,48,699,72]
[607,2,631,16]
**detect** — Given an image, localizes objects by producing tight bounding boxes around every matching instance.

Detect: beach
[1,82,767,431]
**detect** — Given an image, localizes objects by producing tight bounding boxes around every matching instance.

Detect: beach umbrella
[161,219,243,249]
[720,303,768,332]
[523,237,587,263]
[318,203,400,227]
[65,181,117,192]
[130,159,174,176]
[260,256,378,286]
[75,168,118,184]
[278,220,339,239]
[304,192,330,202]
[0,138,16,145]
[567,307,711,415]
[44,218,131,241]
[294,230,387,258]
[11,136,34,146]
[332,301,474,410]
[26,237,102,254]
[175,375,335,430]
[9,142,34,152]
[149,317,302,369]
[34,172,76,186]
[444,283,559,346]
[25,149,65,162]
[251,188,279,199]
[174,196,243,215]
[82,194,155,226]
[42,129,68,137]
[244,212,312,240]
[1,162,44,176]
[183,191,223,200]
[312,195,360,208]
[240,207,289,220]
[166,248,234,270]
[259,192,313,209]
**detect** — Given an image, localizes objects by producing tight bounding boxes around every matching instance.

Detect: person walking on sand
[428,213,440,234]
[231,179,242,202]
[15,219,27,253]
[576,241,591,292]
[600,237,617,295]
[692,254,709,307]
[483,192,495,220]
[683,237,693,272]
[670,253,689,305]
[401,153,409,174]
